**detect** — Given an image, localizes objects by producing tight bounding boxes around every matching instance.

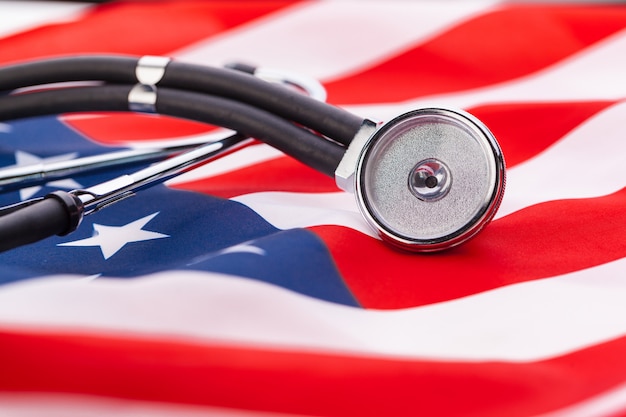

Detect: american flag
[1,1,626,416]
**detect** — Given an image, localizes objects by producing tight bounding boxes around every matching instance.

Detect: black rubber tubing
[161,61,363,146]
[0,55,364,145]
[0,56,138,89]
[0,84,346,176]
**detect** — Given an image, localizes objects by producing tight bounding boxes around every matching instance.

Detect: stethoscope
[0,55,505,253]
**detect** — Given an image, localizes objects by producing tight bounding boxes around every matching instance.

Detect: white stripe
[0,2,90,40]
[496,100,626,218]
[2,258,626,362]
[231,191,376,238]
[348,28,626,120]
[173,1,500,80]
[0,392,295,417]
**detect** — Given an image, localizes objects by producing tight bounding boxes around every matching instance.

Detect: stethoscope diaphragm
[353,108,505,252]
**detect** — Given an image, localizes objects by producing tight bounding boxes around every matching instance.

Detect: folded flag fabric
[1,1,626,416]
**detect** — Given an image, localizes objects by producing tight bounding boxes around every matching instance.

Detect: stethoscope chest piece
[352,108,505,252]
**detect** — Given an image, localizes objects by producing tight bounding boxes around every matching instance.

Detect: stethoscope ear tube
[0,55,364,146]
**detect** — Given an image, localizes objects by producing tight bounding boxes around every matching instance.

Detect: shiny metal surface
[128,83,157,113]
[354,108,505,252]
[129,56,171,112]
[0,133,229,192]
[335,118,378,193]
[409,158,452,202]
[74,134,250,215]
[135,55,171,85]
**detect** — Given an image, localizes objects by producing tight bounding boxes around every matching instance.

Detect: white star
[58,212,169,260]
[0,123,11,133]
[11,150,82,200]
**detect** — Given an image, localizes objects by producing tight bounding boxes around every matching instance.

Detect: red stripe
[0,1,297,65]
[170,155,338,198]
[1,328,626,417]
[324,5,626,104]
[62,113,216,144]
[311,187,626,309]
